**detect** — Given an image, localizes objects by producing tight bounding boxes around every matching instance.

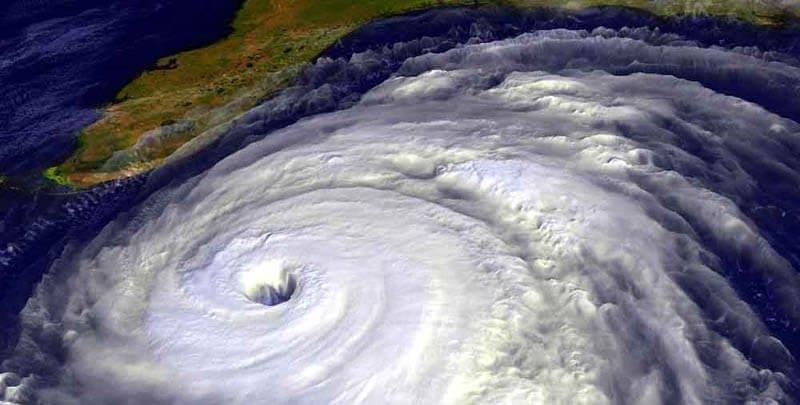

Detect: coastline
[45,0,800,188]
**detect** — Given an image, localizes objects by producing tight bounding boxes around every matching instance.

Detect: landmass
[48,0,799,188]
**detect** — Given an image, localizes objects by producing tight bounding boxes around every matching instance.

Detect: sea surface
[0,0,244,352]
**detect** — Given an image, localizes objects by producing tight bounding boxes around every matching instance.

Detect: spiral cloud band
[3,11,800,404]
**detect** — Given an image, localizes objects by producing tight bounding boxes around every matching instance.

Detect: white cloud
[4,27,800,404]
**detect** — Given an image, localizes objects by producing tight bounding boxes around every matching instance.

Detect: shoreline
[43,0,800,189]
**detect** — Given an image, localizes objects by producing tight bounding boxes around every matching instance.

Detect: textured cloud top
[3,15,800,405]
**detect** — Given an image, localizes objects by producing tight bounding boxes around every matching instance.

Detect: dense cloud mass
[3,13,800,405]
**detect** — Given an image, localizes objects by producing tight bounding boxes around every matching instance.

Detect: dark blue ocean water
[1,4,799,397]
[0,0,244,174]
[0,0,246,355]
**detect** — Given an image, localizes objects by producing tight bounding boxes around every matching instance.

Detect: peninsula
[47,0,798,187]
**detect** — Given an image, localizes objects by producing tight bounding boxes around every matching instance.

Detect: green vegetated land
[49,0,798,187]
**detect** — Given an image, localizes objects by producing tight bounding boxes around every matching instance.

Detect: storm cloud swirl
[3,8,800,405]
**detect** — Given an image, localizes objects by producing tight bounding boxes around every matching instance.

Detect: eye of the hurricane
[239,260,298,306]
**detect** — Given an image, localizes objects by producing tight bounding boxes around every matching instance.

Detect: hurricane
[2,8,800,405]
